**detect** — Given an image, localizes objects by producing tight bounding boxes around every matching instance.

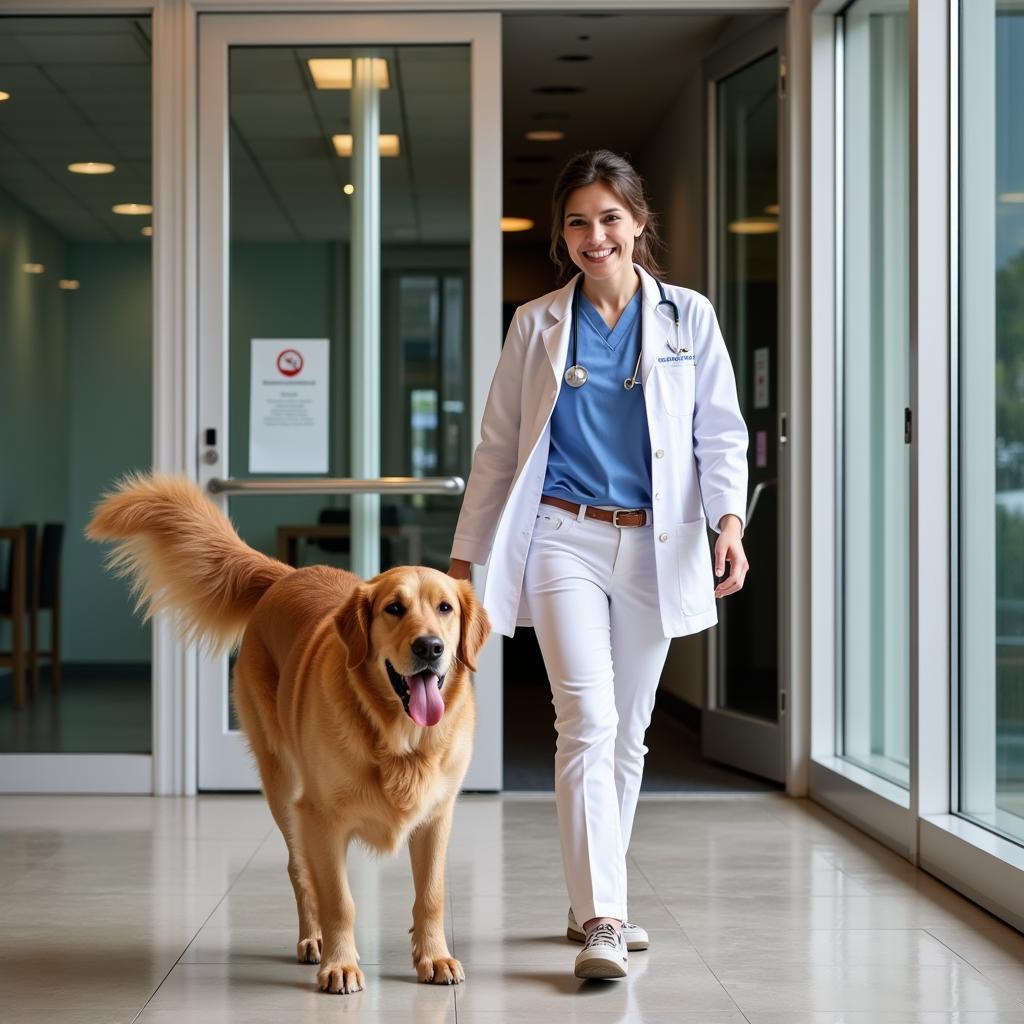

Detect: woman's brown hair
[548,149,664,283]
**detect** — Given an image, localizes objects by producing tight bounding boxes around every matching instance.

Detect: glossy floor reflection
[2,793,1024,1023]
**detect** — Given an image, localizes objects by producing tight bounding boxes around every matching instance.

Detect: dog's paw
[297,935,322,963]
[318,962,365,994]
[416,955,465,985]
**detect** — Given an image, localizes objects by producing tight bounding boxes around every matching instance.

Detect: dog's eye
[384,601,405,616]
[438,601,453,614]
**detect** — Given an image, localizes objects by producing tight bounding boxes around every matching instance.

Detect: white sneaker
[574,921,628,979]
[567,908,650,951]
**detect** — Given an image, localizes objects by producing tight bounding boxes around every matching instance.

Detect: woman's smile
[563,181,644,287]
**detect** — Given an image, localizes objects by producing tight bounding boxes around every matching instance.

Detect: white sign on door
[249,339,329,473]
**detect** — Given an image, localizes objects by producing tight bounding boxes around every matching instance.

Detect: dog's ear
[456,580,491,673]
[335,584,372,670]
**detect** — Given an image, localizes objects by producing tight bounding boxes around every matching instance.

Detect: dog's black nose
[412,635,444,661]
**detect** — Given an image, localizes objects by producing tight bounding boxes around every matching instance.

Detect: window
[958,2,1024,844]
[838,0,911,786]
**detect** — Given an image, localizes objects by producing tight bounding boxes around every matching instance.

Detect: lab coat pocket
[675,518,714,616]
[655,361,696,419]
[532,507,579,536]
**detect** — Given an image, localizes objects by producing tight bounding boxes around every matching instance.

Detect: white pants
[523,501,671,924]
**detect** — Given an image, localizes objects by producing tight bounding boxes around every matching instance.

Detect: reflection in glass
[839,0,910,786]
[960,5,1024,843]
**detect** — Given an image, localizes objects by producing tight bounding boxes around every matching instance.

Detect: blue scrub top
[543,289,653,509]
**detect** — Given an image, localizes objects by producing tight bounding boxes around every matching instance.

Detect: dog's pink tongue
[407,672,444,727]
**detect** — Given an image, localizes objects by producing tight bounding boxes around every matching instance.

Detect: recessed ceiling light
[68,161,115,175]
[763,203,780,215]
[343,183,355,195]
[141,225,153,237]
[22,263,44,274]
[0,91,10,102]
[331,134,400,157]
[728,217,779,235]
[308,58,389,90]
[525,130,565,142]
[58,279,80,290]
[999,192,1024,203]
[532,85,585,96]
[112,203,153,215]
[501,217,535,233]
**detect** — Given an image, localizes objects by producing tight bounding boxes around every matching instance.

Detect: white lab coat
[451,265,748,638]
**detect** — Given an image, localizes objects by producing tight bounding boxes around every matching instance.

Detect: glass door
[196,13,501,790]
[702,21,788,783]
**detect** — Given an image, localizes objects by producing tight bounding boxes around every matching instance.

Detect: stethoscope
[565,276,688,391]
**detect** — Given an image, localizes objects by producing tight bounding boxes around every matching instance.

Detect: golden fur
[87,473,489,994]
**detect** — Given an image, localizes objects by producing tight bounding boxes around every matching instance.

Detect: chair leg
[11,606,23,712]
[29,605,38,697]
[51,601,61,692]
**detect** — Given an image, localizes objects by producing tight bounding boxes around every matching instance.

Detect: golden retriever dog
[86,473,489,994]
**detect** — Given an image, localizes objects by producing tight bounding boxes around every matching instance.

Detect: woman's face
[562,181,645,284]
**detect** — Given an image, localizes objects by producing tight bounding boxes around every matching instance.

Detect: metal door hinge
[779,690,787,714]
[904,407,912,444]
[779,411,788,445]
[778,55,787,99]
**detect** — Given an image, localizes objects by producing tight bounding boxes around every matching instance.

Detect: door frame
[195,10,502,790]
[701,17,791,786]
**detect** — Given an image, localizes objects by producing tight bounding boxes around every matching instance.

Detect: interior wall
[638,67,707,296]
[641,67,709,711]
[0,188,71,665]
[0,188,71,528]
[64,242,153,663]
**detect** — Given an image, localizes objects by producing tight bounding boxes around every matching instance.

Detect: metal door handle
[207,476,465,497]
[745,477,777,527]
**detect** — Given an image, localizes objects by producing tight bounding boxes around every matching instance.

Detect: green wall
[0,185,152,667]
[63,242,152,662]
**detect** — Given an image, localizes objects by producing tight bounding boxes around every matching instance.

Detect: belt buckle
[612,508,642,528]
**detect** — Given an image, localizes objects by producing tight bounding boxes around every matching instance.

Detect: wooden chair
[29,523,63,694]
[0,525,32,708]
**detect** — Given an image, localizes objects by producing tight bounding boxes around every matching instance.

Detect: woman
[448,150,749,980]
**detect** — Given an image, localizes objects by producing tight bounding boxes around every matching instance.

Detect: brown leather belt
[540,495,648,528]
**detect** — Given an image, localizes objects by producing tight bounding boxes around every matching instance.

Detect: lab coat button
[659,532,669,543]
[655,449,665,459]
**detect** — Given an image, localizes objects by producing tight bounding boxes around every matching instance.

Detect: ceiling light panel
[308,58,389,90]
[68,161,116,174]
[331,134,401,157]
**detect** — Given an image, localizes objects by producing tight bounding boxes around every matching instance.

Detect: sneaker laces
[582,922,622,951]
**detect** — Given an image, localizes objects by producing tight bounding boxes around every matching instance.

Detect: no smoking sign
[276,349,304,377]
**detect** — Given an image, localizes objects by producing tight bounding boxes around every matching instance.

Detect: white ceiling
[0,12,741,246]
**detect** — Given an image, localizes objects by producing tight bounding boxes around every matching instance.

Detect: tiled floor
[3,793,1024,1023]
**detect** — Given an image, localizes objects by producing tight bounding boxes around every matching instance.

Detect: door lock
[202,428,219,465]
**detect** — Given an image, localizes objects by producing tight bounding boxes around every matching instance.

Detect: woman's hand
[713,515,749,598]
[448,558,472,581]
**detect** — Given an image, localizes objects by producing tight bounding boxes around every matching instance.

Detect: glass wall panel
[959,1,1024,844]
[0,16,153,753]
[222,45,470,728]
[838,0,910,786]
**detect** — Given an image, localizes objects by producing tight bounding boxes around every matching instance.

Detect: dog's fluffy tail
[86,472,294,655]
